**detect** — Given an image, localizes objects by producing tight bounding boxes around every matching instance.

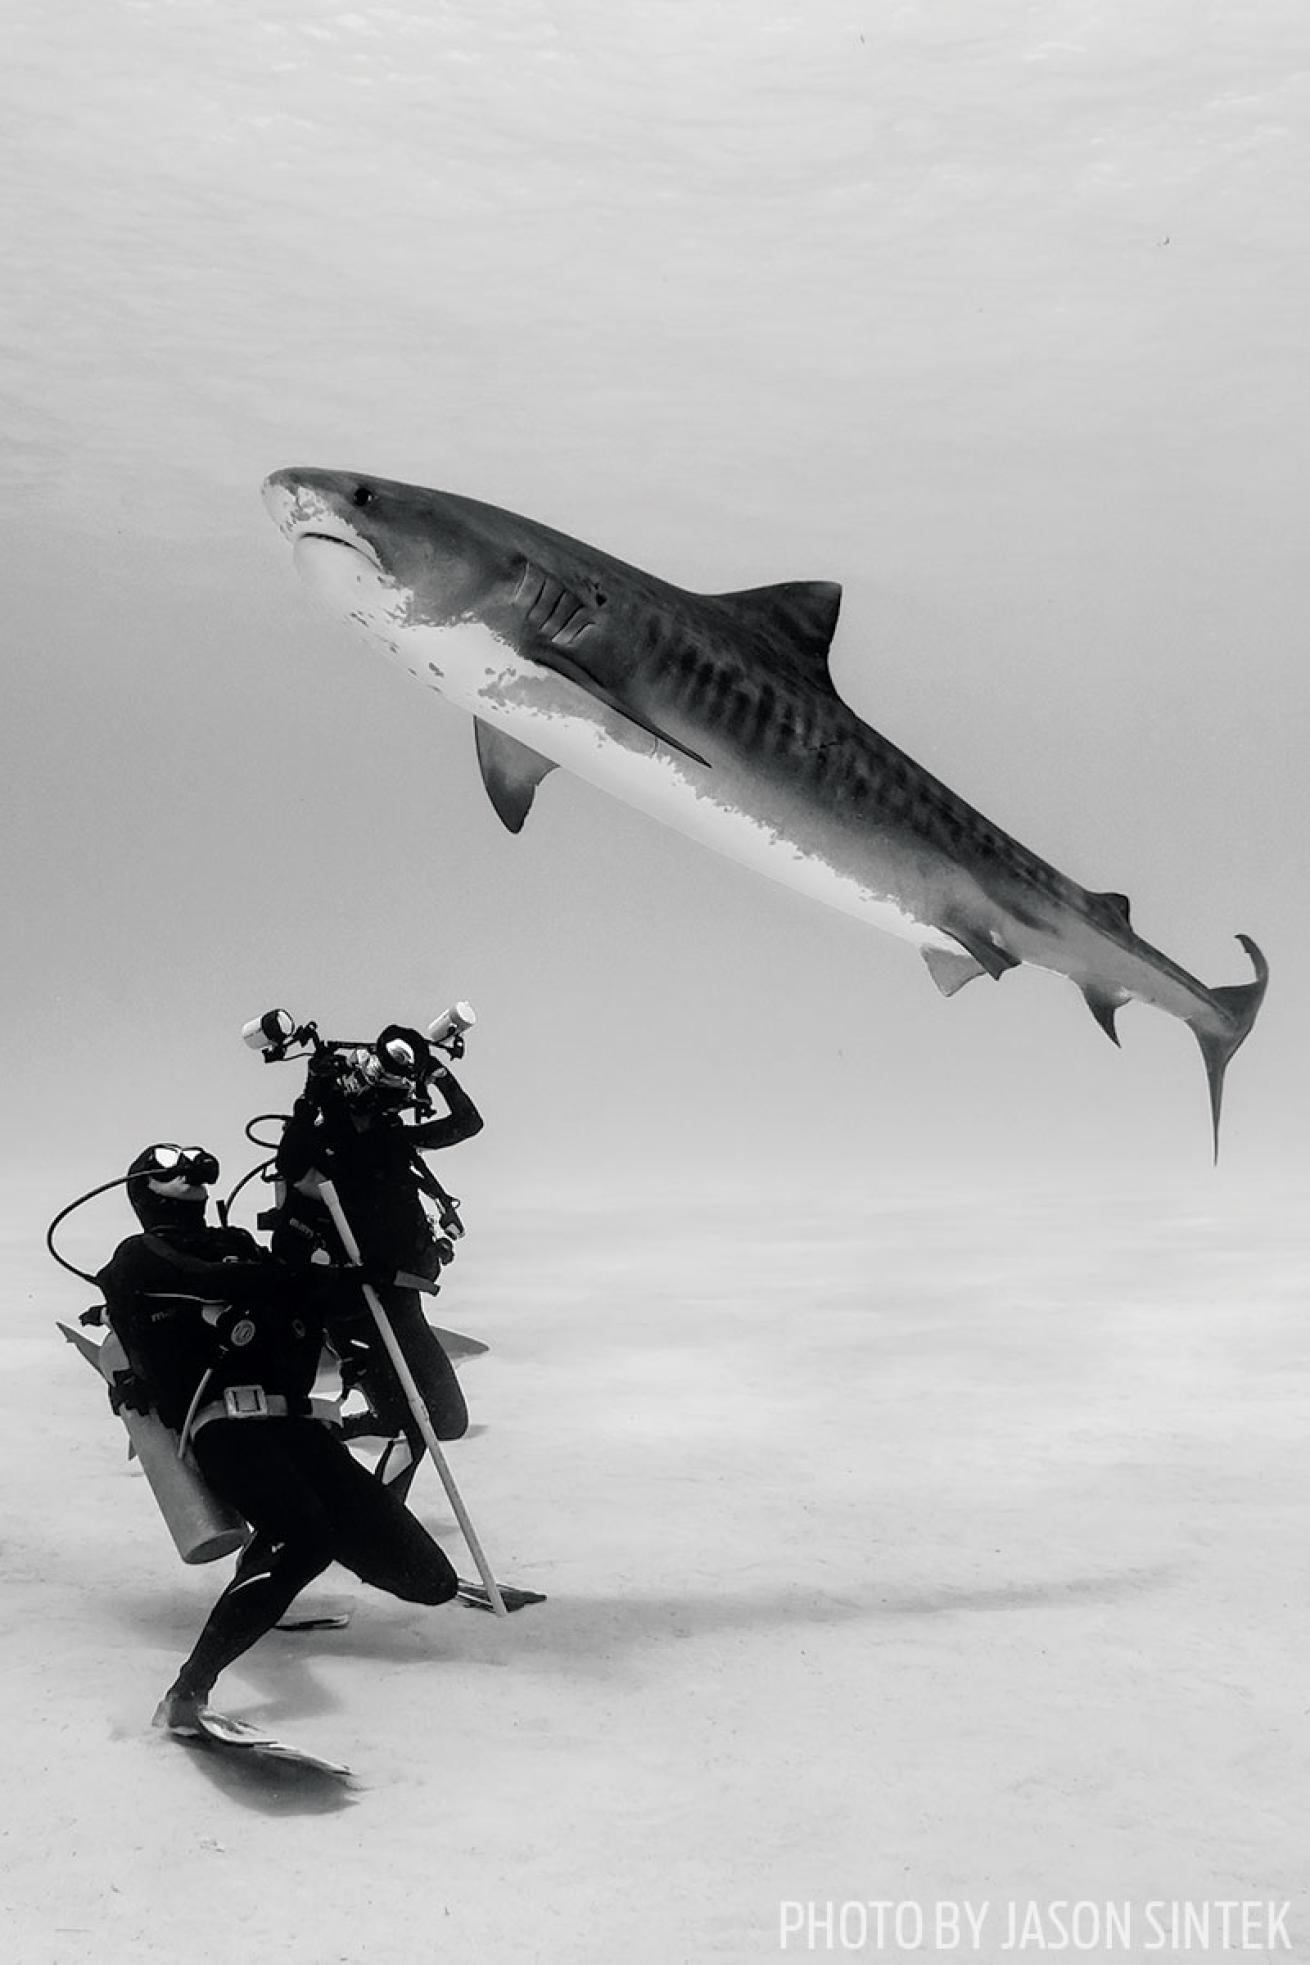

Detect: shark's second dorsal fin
[474,719,557,834]
[1095,891,1132,926]
[712,581,843,678]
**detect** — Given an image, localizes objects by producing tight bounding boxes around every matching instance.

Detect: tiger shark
[261,467,1267,1153]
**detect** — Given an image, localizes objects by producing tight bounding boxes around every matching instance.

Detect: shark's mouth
[293,526,384,572]
[290,525,399,624]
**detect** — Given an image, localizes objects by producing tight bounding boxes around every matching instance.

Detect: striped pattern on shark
[261,468,1268,1154]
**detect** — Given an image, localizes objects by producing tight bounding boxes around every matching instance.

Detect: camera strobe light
[242,1008,297,1053]
[426,1002,477,1049]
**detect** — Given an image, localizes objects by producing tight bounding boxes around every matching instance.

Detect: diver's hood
[125,1149,212,1233]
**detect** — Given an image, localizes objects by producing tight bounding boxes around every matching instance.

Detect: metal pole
[315,1178,508,1617]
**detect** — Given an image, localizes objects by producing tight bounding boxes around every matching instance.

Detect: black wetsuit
[97,1223,457,1704]
[273,1063,483,1451]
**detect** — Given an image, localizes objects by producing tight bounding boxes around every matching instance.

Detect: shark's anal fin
[921,946,987,998]
[474,720,557,834]
[940,922,1020,982]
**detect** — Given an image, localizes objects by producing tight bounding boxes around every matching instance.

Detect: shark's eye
[351,485,373,509]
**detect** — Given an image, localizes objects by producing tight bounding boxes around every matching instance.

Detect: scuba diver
[267,1021,484,1494]
[96,1143,460,1733]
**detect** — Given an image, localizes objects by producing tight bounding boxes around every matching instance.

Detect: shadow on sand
[115,1558,1172,1671]
[120,1556,1171,1674]
[155,1729,359,1816]
[112,1559,1170,1811]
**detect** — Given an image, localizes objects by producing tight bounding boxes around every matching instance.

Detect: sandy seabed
[4,1178,1306,1964]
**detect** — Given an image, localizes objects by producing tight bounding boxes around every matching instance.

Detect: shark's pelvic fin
[1191,934,1269,1161]
[921,946,988,997]
[940,922,1020,982]
[474,719,557,834]
[712,582,843,676]
[1082,984,1124,1046]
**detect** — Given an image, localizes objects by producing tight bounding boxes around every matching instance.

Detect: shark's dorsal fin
[474,719,557,834]
[712,582,843,676]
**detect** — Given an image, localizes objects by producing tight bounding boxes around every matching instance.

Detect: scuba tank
[49,1167,251,1565]
[99,1330,250,1565]
[57,1318,249,1564]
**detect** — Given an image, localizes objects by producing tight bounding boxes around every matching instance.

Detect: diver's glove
[108,1368,153,1417]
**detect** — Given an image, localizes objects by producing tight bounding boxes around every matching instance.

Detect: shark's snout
[260,470,302,536]
[261,469,385,575]
[261,467,351,537]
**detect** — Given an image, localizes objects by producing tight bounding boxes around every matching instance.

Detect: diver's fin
[1191,935,1269,1162]
[473,720,557,834]
[1082,985,1124,1047]
[712,581,843,678]
[921,946,987,998]
[56,1320,104,1370]
[940,922,1020,982]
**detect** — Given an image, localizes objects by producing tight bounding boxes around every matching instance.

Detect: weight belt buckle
[223,1384,270,1419]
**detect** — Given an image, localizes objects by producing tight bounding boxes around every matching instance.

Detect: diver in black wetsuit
[271,1027,483,1486]
[97,1144,458,1733]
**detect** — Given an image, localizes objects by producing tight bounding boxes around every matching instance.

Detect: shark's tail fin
[1192,934,1269,1161]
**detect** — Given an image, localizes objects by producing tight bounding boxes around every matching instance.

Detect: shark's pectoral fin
[921,946,988,997]
[1082,984,1125,1047]
[530,644,711,770]
[474,719,557,834]
[713,581,843,683]
[940,921,1020,982]
[592,687,710,769]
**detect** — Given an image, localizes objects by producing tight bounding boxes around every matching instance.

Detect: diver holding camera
[45,1003,534,1744]
[251,1007,485,1494]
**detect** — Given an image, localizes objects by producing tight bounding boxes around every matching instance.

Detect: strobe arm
[311,1177,509,1618]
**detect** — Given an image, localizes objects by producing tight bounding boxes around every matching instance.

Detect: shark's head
[261,468,518,636]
